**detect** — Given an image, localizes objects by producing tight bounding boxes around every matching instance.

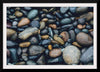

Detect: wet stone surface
[7,7,93,65]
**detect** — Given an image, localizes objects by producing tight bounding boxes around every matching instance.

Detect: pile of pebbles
[7,7,93,65]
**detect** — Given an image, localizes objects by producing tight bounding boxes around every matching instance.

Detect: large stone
[76,32,93,46]
[63,45,81,64]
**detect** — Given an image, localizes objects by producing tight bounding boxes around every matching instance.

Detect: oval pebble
[60,7,69,14]
[60,18,71,25]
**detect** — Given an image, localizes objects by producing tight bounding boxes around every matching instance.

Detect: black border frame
[0,0,99,71]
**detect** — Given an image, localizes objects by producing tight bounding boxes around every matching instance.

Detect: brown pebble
[60,31,69,42]
[41,35,49,39]
[42,18,48,22]
[49,48,61,58]
[49,24,57,29]
[72,42,82,48]
[51,40,59,44]
[19,42,31,47]
[18,18,30,27]
[15,11,23,17]
[16,62,25,65]
[77,24,83,29]
[7,28,16,38]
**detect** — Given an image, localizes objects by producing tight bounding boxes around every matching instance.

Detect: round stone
[15,11,23,17]
[63,45,81,64]
[30,20,40,28]
[69,7,77,13]
[49,48,62,58]
[78,18,86,24]
[82,29,89,33]
[42,39,51,45]
[76,32,93,46]
[76,7,88,14]
[60,18,71,25]
[29,37,38,44]
[77,24,83,29]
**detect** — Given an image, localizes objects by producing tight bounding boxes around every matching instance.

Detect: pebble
[54,34,64,45]
[60,31,69,42]
[63,45,81,64]
[26,60,36,65]
[60,7,69,14]
[41,35,49,39]
[74,28,81,34]
[78,18,86,24]
[30,20,40,28]
[82,29,89,33]
[76,32,93,46]
[63,14,69,18]
[42,39,51,45]
[72,42,82,48]
[18,27,38,40]
[29,45,45,55]
[7,21,12,28]
[7,28,16,38]
[37,55,45,65]
[40,21,45,30]
[29,37,38,44]
[60,18,71,25]
[41,29,48,35]
[69,7,77,13]
[19,42,31,47]
[24,7,32,10]
[17,47,21,55]
[27,9,38,19]
[77,24,83,29]
[69,30,75,42]
[7,40,17,47]
[46,14,54,19]
[49,24,57,29]
[73,21,78,27]
[12,21,18,26]
[9,15,16,19]
[51,40,59,44]
[86,25,92,30]
[18,18,30,27]
[16,61,25,65]
[15,11,23,17]
[76,7,88,14]
[48,45,52,50]
[49,48,61,58]
[80,12,93,21]
[80,46,93,63]
[42,18,48,22]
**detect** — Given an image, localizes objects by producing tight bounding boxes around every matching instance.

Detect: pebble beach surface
[7,7,93,65]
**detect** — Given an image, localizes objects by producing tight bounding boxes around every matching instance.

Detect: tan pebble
[40,21,45,30]
[51,40,59,44]
[42,9,48,12]
[49,48,61,58]
[49,24,57,29]
[18,18,30,27]
[54,34,64,45]
[7,28,16,38]
[38,30,40,34]
[72,42,82,48]
[41,35,49,39]
[48,45,52,50]
[42,18,48,22]
[15,11,23,17]
[77,24,83,29]
[16,62,25,65]
[19,42,31,47]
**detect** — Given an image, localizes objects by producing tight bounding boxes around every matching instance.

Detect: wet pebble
[42,39,51,45]
[30,20,40,28]
[60,18,71,25]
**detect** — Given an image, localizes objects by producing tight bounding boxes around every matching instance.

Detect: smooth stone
[46,14,54,19]
[42,39,51,45]
[29,45,45,56]
[22,48,28,53]
[19,42,31,47]
[24,7,32,10]
[49,48,61,58]
[9,48,18,64]
[55,12,62,18]
[40,21,45,30]
[28,55,38,60]
[7,40,17,47]
[7,28,16,38]
[76,32,93,46]
[72,42,82,48]
[63,14,69,18]
[78,18,86,24]
[18,27,38,40]
[49,24,57,29]
[53,30,59,34]
[63,45,81,64]
[60,7,69,14]
[74,28,81,34]
[82,29,89,33]
[76,7,88,14]
[18,18,30,27]
[42,18,48,22]
[21,10,28,16]
[29,37,38,44]
[12,21,18,26]
[60,18,71,25]
[48,27,53,38]
[86,25,92,29]
[54,34,64,45]
[80,12,93,21]
[15,11,23,17]
[26,60,36,65]
[27,9,38,19]
[17,47,21,56]
[9,15,16,19]
[47,19,56,24]
[22,53,28,61]
[41,35,49,39]
[61,24,73,29]
[60,31,69,42]
[37,55,45,65]
[41,29,48,35]
[69,30,75,42]
[30,20,40,28]
[73,21,78,27]
[16,61,25,65]
[80,46,93,63]
[69,7,77,13]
